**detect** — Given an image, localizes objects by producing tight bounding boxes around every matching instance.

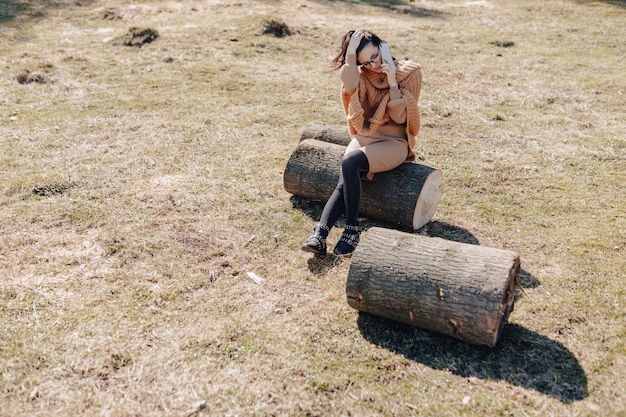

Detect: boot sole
[301,245,326,256]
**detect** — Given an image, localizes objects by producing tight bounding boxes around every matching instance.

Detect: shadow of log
[518,268,540,289]
[417,220,480,245]
[290,195,324,220]
[357,313,588,403]
[293,196,540,292]
[290,197,479,244]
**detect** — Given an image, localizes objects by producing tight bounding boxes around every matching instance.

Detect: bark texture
[300,121,352,146]
[283,139,442,230]
[346,227,520,346]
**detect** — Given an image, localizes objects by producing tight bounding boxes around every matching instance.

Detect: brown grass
[1,0,624,416]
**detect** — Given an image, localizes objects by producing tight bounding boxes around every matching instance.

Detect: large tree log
[300,121,352,146]
[283,139,442,230]
[346,227,520,347]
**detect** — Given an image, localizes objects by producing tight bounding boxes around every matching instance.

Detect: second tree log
[346,227,520,347]
[283,139,443,230]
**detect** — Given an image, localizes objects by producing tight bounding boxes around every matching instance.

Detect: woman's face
[357,43,382,72]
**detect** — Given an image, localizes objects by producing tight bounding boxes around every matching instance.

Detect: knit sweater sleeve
[406,65,423,104]
[401,66,423,160]
[387,93,407,124]
[339,53,360,94]
[405,66,422,138]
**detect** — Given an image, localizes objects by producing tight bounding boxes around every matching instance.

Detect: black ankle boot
[301,224,329,256]
[333,225,361,256]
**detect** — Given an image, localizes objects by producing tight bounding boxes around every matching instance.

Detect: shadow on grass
[311,0,448,18]
[322,0,625,12]
[573,0,626,7]
[0,0,95,24]
[0,0,27,23]
[291,197,479,244]
[291,197,478,246]
[293,197,540,289]
[357,314,588,403]
[416,220,480,245]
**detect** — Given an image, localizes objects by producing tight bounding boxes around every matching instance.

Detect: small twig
[343,381,353,396]
[403,402,419,410]
[243,235,256,248]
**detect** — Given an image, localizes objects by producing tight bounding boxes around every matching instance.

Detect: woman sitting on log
[301,29,423,256]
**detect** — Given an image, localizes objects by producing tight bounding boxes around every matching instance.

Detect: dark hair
[328,30,386,72]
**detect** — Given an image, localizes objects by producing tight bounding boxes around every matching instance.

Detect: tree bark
[300,121,352,146]
[283,139,442,230]
[346,227,520,347]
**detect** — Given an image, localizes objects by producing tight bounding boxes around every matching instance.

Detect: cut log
[346,227,520,347]
[283,139,443,230]
[300,121,352,146]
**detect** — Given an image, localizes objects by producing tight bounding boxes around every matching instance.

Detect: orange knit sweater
[341,60,422,162]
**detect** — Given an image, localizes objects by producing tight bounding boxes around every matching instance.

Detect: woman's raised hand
[379,43,397,85]
[347,30,365,55]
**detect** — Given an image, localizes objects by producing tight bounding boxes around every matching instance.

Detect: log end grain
[413,168,443,230]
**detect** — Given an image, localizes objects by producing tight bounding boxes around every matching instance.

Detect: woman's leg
[301,173,345,255]
[302,150,369,255]
[334,150,369,255]
[341,150,369,227]
[318,178,345,237]
[314,149,369,232]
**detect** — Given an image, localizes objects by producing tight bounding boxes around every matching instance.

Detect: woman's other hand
[379,43,397,85]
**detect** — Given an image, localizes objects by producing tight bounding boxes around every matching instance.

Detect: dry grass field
[1,0,624,415]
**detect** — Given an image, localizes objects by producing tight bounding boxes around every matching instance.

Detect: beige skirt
[345,135,409,180]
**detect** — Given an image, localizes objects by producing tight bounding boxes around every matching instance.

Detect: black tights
[318,150,369,237]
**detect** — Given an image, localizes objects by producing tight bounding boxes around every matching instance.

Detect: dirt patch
[16,71,50,84]
[114,27,159,47]
[32,181,73,197]
[261,19,292,37]
[490,40,515,47]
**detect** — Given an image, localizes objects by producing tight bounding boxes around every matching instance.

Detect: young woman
[301,29,422,256]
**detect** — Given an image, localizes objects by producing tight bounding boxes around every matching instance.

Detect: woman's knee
[342,150,369,174]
